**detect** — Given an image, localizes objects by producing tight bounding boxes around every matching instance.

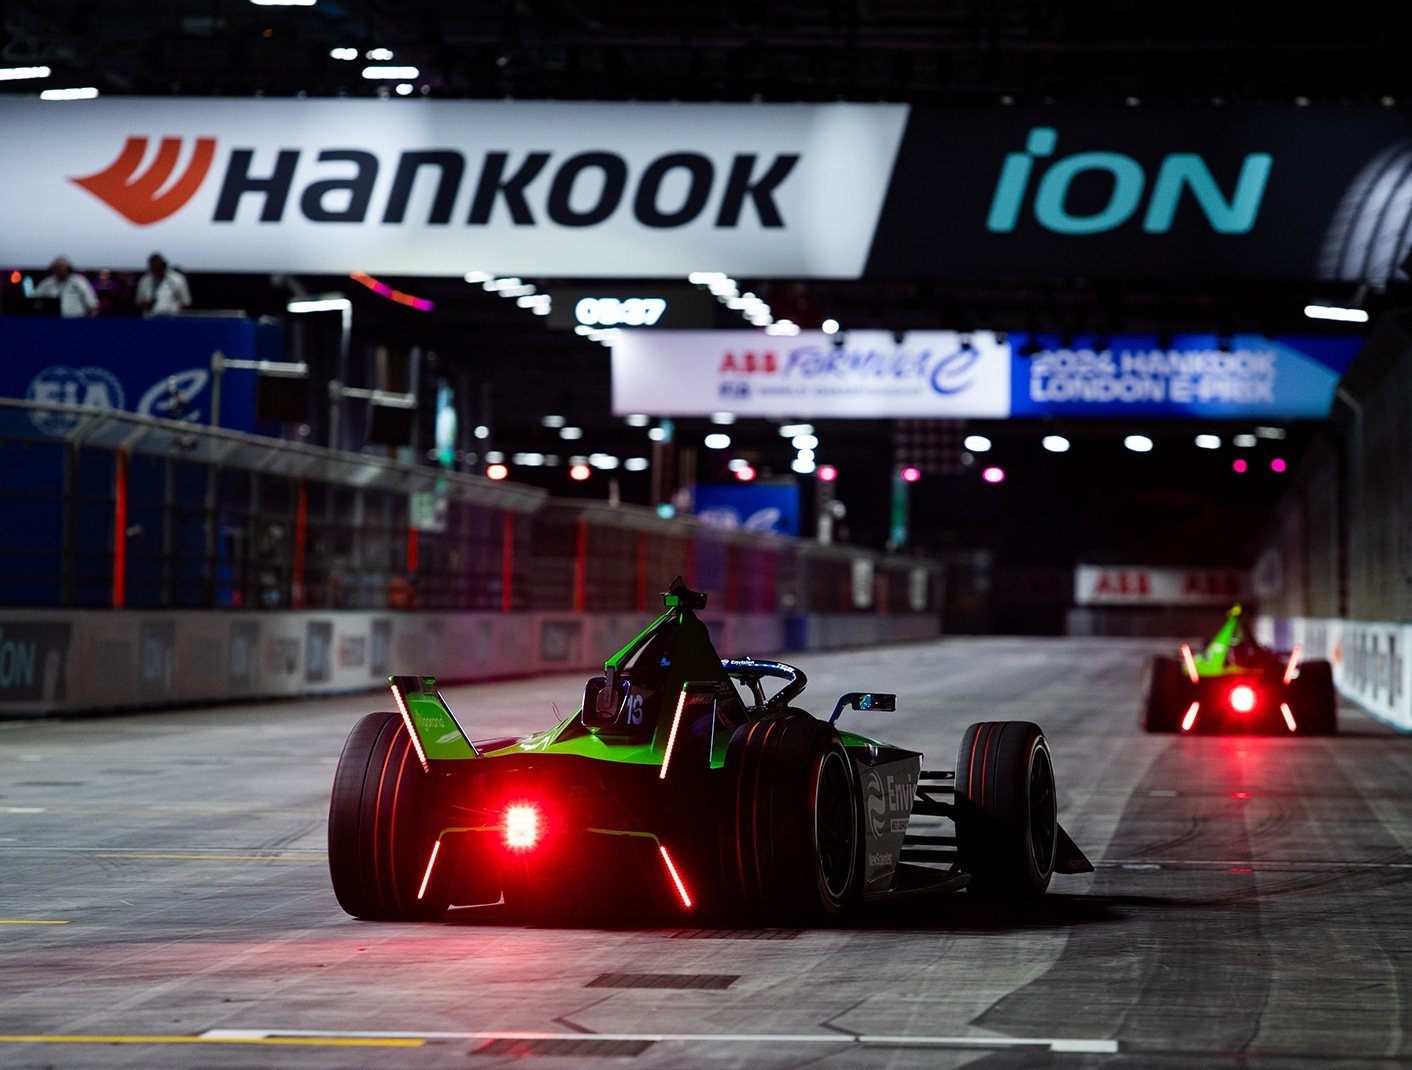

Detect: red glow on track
[504,805,540,849]
[1229,685,1256,713]
[1233,791,1251,799]
[1180,701,1200,732]
[1280,702,1298,732]
[1180,643,1200,684]
[416,839,441,900]
[659,689,688,780]
[658,845,693,908]
[350,271,435,311]
[1283,645,1302,685]
[390,683,430,772]
[1230,866,1253,873]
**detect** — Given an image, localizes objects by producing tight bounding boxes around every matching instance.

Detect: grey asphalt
[1,636,1408,1068]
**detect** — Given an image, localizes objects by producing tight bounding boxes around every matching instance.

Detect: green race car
[328,579,1091,924]
[1142,604,1336,735]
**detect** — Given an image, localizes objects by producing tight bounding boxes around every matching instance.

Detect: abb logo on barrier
[1075,565,1249,606]
[70,136,800,230]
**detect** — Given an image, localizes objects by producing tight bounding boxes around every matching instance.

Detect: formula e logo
[71,137,218,226]
[864,769,887,838]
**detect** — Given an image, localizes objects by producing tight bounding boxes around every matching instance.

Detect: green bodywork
[1191,604,1249,677]
[392,601,895,772]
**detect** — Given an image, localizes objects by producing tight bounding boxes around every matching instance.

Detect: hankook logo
[70,137,800,231]
[72,137,218,225]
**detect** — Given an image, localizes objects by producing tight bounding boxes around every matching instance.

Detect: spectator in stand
[32,256,98,317]
[135,253,191,316]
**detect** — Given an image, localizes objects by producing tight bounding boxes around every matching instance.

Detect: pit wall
[0,608,940,718]
[1255,614,1411,731]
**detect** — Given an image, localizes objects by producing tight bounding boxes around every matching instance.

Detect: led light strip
[389,683,430,772]
[1279,702,1298,732]
[416,840,441,900]
[1283,645,1302,685]
[1180,643,1200,684]
[659,688,689,780]
[657,845,693,908]
[1180,701,1200,732]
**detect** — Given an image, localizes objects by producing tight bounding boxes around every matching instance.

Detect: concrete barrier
[0,608,939,717]
[1255,614,1411,731]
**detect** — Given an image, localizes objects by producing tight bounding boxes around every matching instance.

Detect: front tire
[955,721,1057,898]
[328,711,453,920]
[719,715,860,923]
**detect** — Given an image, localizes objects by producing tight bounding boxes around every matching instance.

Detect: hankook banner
[611,330,1359,418]
[0,98,906,278]
[2,99,1410,281]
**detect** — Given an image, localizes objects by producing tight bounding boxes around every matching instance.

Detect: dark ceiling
[2,1,1400,581]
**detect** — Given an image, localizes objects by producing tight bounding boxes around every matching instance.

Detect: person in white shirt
[135,253,192,316]
[32,256,99,318]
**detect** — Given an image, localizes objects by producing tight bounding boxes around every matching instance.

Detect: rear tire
[719,715,860,923]
[955,721,1057,898]
[328,711,454,920]
[1143,657,1185,732]
[1292,660,1338,736]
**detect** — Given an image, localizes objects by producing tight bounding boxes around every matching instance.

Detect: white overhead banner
[1074,565,1250,607]
[0,98,907,278]
[611,330,1011,418]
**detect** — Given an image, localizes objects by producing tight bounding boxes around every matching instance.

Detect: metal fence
[0,399,940,618]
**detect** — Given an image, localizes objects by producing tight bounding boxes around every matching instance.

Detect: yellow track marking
[0,1035,422,1047]
[94,854,326,861]
[0,920,68,925]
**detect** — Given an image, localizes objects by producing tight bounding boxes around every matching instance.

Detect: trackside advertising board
[611,330,1360,419]
[1,99,1412,280]
[1075,566,1249,607]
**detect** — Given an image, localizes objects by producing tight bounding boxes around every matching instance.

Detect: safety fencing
[1255,614,1411,731]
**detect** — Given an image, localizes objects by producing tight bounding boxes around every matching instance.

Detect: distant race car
[1142,604,1336,735]
[328,579,1091,924]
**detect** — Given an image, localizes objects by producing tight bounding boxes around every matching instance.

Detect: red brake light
[1180,701,1200,732]
[416,839,442,900]
[658,845,692,909]
[1180,643,1200,684]
[1283,645,1302,685]
[504,804,540,849]
[1229,685,1256,713]
[1280,702,1298,732]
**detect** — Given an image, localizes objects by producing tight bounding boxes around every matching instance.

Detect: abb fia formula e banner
[611,330,1011,418]
[1075,566,1250,607]
[0,98,906,278]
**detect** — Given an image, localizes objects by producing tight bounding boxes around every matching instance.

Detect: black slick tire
[1291,660,1338,736]
[719,715,860,923]
[955,721,1057,898]
[1143,656,1185,732]
[328,711,454,921]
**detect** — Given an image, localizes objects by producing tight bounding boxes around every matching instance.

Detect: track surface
[2,636,1409,1068]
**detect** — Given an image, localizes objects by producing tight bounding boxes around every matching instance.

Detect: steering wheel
[722,658,808,710]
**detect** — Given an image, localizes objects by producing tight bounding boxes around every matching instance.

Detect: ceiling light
[485,451,505,464]
[766,321,801,336]
[1304,304,1368,323]
[473,425,489,440]
[624,457,649,472]
[791,457,816,474]
[512,452,546,467]
[541,415,565,428]
[792,434,819,450]
[704,433,731,450]
[40,87,98,100]
[463,270,493,284]
[964,435,992,453]
[1254,426,1287,439]
[1195,434,1221,449]
[251,0,316,5]
[796,448,815,462]
[821,318,840,335]
[1042,435,1070,453]
[329,48,358,61]
[589,453,619,470]
[1124,435,1154,453]
[0,66,51,81]
[625,414,650,427]
[559,427,582,440]
[647,427,667,442]
[395,83,414,95]
[362,66,419,80]
[780,423,813,438]
[365,48,395,60]
[710,412,736,425]
[1233,434,1257,448]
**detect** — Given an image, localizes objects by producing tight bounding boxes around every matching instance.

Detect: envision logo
[71,137,800,230]
[987,127,1273,235]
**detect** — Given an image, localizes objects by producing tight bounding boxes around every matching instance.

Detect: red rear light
[417,839,442,900]
[658,845,692,909]
[1280,702,1298,732]
[1180,701,1200,732]
[1180,643,1200,684]
[504,804,540,849]
[1229,685,1256,713]
[1283,645,1302,685]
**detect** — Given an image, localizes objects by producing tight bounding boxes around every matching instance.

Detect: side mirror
[829,691,897,723]
[581,675,630,728]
